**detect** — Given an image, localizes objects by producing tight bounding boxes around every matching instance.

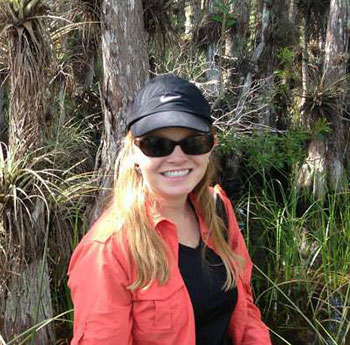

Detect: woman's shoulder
[68,205,131,278]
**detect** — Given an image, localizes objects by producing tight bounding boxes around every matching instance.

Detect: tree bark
[322,0,349,190]
[239,0,271,124]
[242,0,270,93]
[0,84,5,143]
[205,0,221,97]
[288,0,297,20]
[224,0,250,87]
[4,258,55,344]
[297,0,349,197]
[2,199,55,344]
[1,2,55,343]
[300,11,311,119]
[324,0,349,79]
[90,0,149,221]
[185,0,201,35]
[225,0,250,59]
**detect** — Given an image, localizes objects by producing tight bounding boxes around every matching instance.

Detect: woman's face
[133,127,213,201]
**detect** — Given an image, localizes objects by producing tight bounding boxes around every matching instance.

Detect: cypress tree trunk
[297,0,349,197]
[239,0,271,116]
[90,0,149,221]
[205,0,221,97]
[322,0,349,190]
[225,0,250,60]
[300,11,311,118]
[185,0,201,36]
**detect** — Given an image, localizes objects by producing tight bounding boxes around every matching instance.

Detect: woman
[68,74,272,345]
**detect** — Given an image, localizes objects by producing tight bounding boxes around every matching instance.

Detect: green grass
[6,310,73,345]
[237,176,350,344]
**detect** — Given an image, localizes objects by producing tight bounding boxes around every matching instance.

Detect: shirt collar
[145,197,170,230]
[145,192,210,239]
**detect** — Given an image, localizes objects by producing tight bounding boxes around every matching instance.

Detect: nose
[167,144,188,160]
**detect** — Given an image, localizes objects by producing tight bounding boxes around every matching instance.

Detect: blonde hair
[113,131,243,291]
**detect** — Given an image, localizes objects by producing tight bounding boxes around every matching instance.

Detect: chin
[157,185,196,199]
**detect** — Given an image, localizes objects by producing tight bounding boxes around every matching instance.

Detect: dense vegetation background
[0,0,349,344]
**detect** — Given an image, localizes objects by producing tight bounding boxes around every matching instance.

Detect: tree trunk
[297,0,349,197]
[296,138,327,199]
[0,84,5,143]
[288,0,297,20]
[224,0,250,87]
[205,0,221,97]
[242,0,270,93]
[322,0,349,190]
[2,198,55,344]
[90,0,149,221]
[225,0,250,59]
[1,2,55,343]
[300,12,311,118]
[185,0,201,35]
[323,0,349,80]
[4,258,55,344]
[239,0,271,121]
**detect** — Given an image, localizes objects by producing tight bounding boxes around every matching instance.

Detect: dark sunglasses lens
[181,135,214,155]
[139,137,174,157]
[137,135,214,157]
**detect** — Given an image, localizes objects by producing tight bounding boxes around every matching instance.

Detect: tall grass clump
[241,181,350,345]
[237,174,350,345]
[218,129,349,344]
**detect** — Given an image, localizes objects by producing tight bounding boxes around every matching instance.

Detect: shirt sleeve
[68,237,133,345]
[214,185,272,345]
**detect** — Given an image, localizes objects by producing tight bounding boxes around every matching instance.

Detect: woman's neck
[156,196,188,224]
[154,195,200,248]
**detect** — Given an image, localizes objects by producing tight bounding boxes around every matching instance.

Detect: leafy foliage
[211,0,236,29]
[218,128,309,172]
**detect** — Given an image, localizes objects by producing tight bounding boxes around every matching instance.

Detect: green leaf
[212,14,223,23]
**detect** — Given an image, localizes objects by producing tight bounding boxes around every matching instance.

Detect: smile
[161,169,191,178]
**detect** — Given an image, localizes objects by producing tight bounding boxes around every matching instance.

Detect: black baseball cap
[126,74,212,137]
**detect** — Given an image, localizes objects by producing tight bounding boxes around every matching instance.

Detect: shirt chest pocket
[132,279,189,333]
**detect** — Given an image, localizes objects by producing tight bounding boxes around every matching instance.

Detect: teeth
[162,169,190,178]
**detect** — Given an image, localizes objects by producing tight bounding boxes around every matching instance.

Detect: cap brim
[130,111,211,137]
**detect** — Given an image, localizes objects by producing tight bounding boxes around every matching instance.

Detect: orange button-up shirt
[68,185,272,344]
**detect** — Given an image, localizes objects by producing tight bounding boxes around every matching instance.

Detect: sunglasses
[134,134,215,157]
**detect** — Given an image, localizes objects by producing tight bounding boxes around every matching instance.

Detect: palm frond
[0,0,51,149]
[68,0,101,51]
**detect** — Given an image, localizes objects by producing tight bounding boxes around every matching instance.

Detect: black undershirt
[178,242,237,345]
